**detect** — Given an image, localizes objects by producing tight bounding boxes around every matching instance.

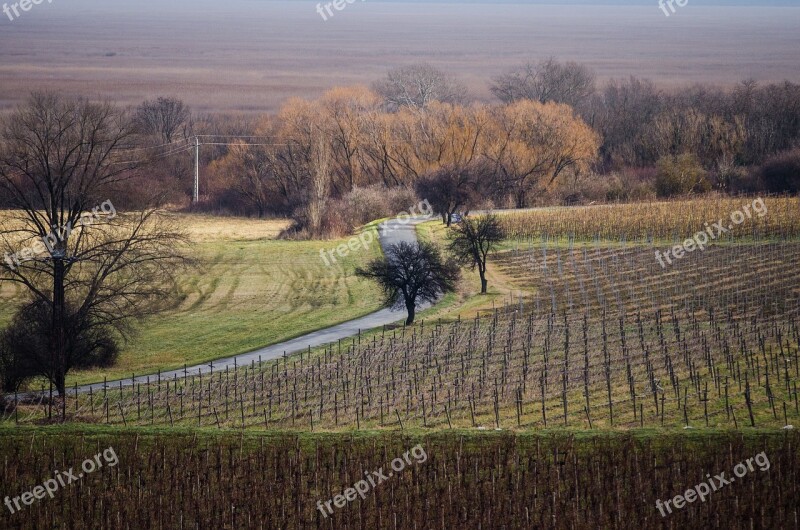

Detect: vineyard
[497,196,800,241]
[2,196,800,529]
[5,197,799,434]
[0,428,797,529]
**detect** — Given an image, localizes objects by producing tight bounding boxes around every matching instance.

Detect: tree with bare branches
[356,241,459,325]
[134,96,192,143]
[373,63,467,112]
[0,93,188,415]
[447,214,505,294]
[491,58,596,109]
[416,162,487,226]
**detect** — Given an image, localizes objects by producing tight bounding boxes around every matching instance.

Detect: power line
[116,138,192,152]
[196,135,276,140]
[111,144,194,166]
[198,142,288,147]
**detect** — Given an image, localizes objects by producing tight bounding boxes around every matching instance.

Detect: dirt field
[1,1,799,114]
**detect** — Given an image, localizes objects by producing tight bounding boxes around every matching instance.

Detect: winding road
[73,216,435,393]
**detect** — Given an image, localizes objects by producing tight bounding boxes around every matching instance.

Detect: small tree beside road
[448,214,505,294]
[356,241,459,325]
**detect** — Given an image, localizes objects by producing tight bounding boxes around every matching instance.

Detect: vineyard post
[422,394,427,428]
[118,403,127,427]
[745,374,755,427]
[683,387,689,428]
[469,394,476,428]
[725,377,730,420]
[540,370,547,427]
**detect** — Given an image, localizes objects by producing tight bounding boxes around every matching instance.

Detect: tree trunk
[480,275,488,294]
[405,300,416,326]
[53,257,67,400]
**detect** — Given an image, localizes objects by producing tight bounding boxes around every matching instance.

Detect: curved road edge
[66,215,436,394]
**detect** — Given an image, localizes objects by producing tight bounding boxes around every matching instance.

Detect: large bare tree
[356,241,459,325]
[416,162,486,226]
[0,93,187,413]
[491,58,596,109]
[134,96,192,144]
[373,63,468,112]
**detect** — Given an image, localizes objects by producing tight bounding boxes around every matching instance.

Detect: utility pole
[193,136,199,203]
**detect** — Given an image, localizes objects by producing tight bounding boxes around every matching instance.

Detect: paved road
[72,216,435,393]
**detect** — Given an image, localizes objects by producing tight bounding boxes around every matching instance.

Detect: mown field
[0,213,385,386]
[0,427,797,529]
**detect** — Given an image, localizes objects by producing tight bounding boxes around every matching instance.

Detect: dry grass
[177,214,291,242]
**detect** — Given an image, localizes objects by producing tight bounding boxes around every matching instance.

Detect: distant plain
[0,1,799,113]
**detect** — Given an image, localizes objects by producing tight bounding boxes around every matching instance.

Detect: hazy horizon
[1,1,799,113]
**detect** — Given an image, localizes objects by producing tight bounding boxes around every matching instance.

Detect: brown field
[1,1,799,114]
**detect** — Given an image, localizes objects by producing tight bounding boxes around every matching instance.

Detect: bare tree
[486,101,600,207]
[356,241,459,325]
[416,163,486,226]
[447,214,505,294]
[491,58,596,109]
[374,63,468,111]
[0,93,187,413]
[306,135,332,235]
[216,137,279,218]
[134,96,192,143]
[589,76,664,168]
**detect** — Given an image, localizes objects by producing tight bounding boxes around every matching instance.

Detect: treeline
[3,61,800,235]
[192,62,800,233]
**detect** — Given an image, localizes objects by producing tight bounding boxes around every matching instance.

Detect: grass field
[0,213,386,386]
